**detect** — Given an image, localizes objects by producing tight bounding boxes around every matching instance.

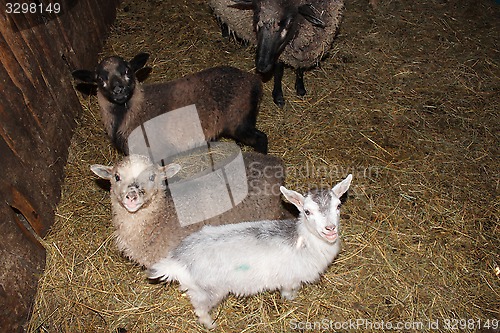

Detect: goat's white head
[280,174,352,243]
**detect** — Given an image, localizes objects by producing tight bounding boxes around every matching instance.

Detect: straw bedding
[28,0,499,332]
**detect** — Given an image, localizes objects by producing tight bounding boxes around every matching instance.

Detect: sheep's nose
[126,190,138,201]
[256,60,273,74]
[113,85,125,94]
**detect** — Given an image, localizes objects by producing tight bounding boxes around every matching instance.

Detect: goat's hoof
[200,317,216,329]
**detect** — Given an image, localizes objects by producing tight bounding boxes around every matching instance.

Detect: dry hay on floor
[29,0,499,332]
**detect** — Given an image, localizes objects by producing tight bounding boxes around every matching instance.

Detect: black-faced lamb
[209,0,344,107]
[148,174,352,328]
[72,53,268,154]
[90,152,289,268]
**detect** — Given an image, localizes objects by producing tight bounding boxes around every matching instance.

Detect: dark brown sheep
[209,0,344,107]
[73,53,268,154]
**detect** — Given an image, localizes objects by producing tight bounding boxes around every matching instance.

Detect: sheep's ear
[332,174,352,198]
[280,186,305,210]
[135,66,152,82]
[90,164,113,180]
[129,53,149,72]
[72,69,96,83]
[298,4,326,28]
[160,163,181,179]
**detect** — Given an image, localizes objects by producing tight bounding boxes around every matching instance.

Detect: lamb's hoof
[254,131,268,154]
[255,143,268,155]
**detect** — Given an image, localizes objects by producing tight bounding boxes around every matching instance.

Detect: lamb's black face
[97,56,136,105]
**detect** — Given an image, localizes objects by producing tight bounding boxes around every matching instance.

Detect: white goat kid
[148,174,353,328]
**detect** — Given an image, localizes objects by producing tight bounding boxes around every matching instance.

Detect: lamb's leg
[233,124,268,154]
[272,62,285,108]
[215,15,230,39]
[252,129,268,154]
[295,68,306,97]
[188,288,219,328]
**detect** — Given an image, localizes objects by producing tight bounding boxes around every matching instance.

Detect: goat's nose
[325,225,336,231]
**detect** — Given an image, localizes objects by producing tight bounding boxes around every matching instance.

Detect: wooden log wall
[0,0,119,331]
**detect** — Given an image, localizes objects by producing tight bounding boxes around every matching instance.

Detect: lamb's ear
[135,66,152,82]
[298,4,326,28]
[280,186,305,210]
[90,164,113,180]
[160,163,181,179]
[129,53,149,72]
[72,69,96,83]
[332,174,352,198]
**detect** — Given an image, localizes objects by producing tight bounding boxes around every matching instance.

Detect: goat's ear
[90,164,114,180]
[230,0,254,8]
[129,53,149,72]
[298,4,326,28]
[332,174,352,198]
[72,69,96,83]
[160,163,181,179]
[280,186,305,210]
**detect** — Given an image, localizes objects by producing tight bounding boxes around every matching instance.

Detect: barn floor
[29,0,498,332]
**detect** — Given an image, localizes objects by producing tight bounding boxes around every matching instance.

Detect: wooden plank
[0,57,44,164]
[61,0,118,69]
[0,57,58,199]
[6,10,73,146]
[0,0,119,329]
[0,127,51,236]
[0,204,46,333]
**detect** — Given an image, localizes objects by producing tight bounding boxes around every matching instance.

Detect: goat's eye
[304,209,311,216]
[114,174,120,182]
[149,174,156,181]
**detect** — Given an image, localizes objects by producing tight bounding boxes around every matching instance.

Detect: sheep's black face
[254,3,299,73]
[97,56,136,105]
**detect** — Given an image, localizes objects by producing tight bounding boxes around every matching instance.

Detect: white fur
[148,174,352,328]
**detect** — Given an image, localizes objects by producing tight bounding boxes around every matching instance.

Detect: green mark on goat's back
[235,264,250,271]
